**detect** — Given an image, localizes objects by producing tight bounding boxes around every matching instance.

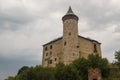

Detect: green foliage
[55,63,80,80]
[17,66,29,75]
[72,57,88,80]
[5,76,15,80]
[87,54,110,78]
[54,63,65,80]
[107,71,120,80]
[6,54,110,80]
[115,50,120,68]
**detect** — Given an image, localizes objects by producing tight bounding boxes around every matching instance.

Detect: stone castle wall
[42,39,63,67]
[42,37,101,67]
[78,37,101,58]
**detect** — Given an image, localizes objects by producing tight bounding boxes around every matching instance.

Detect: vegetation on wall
[114,50,120,68]
[5,54,111,80]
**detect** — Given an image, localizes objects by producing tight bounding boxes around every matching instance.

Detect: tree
[17,66,29,75]
[115,50,120,68]
[5,54,110,80]
[55,63,65,80]
[5,76,15,80]
[72,57,88,80]
[72,54,110,79]
[87,54,110,78]
[55,63,80,80]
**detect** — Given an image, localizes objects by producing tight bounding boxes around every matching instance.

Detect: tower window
[50,51,52,55]
[55,58,57,61]
[69,32,71,36]
[46,53,48,56]
[79,51,81,57]
[50,45,52,49]
[94,44,97,53]
[73,53,75,56]
[45,47,47,51]
[76,45,79,48]
[64,41,67,46]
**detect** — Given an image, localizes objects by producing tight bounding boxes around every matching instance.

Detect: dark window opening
[73,53,75,56]
[93,79,97,80]
[76,45,79,48]
[45,59,47,61]
[79,51,81,57]
[50,45,52,49]
[49,60,52,64]
[55,58,57,61]
[46,53,48,56]
[45,47,47,51]
[94,44,97,53]
[69,32,71,36]
[50,51,52,55]
[64,41,67,46]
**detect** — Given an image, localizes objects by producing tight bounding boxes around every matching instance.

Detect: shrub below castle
[5,54,110,80]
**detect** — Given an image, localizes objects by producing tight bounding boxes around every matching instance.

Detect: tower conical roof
[66,6,74,15]
[62,6,79,21]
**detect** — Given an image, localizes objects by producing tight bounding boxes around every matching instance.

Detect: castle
[42,7,102,67]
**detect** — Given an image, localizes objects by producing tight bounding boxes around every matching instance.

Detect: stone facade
[42,7,102,67]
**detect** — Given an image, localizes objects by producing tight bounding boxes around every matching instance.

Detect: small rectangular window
[64,41,67,46]
[50,45,52,49]
[76,45,79,48]
[45,47,47,51]
[73,53,75,56]
[94,44,97,53]
[46,53,48,56]
[55,58,57,61]
[49,60,52,64]
[69,32,71,36]
[50,51,52,55]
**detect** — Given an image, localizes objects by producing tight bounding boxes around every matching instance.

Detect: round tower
[62,6,79,65]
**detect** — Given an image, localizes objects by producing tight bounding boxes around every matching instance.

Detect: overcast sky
[0,0,120,80]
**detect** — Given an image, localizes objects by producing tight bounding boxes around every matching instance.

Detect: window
[45,47,47,51]
[59,57,61,60]
[50,51,52,55]
[94,44,97,53]
[49,60,52,64]
[50,45,52,49]
[76,45,79,48]
[46,53,48,56]
[93,79,97,80]
[69,32,71,36]
[45,59,47,61]
[79,51,81,57]
[64,41,67,46]
[55,58,57,61]
[73,53,75,56]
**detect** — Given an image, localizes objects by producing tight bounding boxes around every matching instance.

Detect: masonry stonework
[42,7,101,67]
